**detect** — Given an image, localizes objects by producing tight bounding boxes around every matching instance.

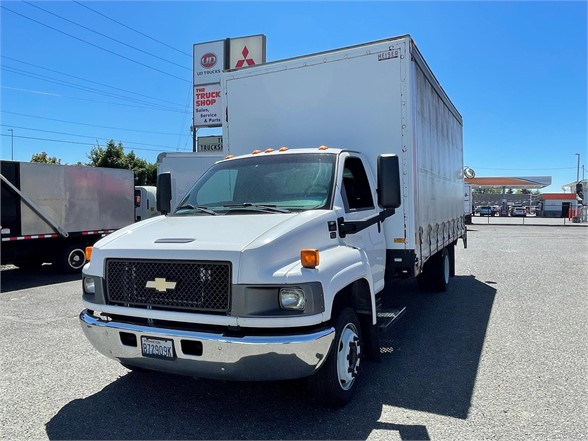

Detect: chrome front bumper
[79,309,335,381]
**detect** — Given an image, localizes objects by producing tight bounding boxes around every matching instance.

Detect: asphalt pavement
[0,224,586,440]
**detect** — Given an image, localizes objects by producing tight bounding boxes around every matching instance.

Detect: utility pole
[576,153,580,182]
[8,129,14,160]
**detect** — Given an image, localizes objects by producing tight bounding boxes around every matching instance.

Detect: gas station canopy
[465,176,551,189]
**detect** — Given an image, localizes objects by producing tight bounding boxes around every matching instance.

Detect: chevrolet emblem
[145,278,177,292]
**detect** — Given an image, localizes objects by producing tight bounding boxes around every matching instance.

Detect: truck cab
[134,186,159,222]
[80,147,400,407]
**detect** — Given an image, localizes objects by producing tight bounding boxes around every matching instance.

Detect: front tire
[308,307,362,408]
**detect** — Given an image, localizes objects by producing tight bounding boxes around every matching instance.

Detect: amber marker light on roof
[265,148,275,153]
[225,154,235,159]
[318,145,329,150]
[279,147,289,152]
[252,149,261,154]
[301,249,320,269]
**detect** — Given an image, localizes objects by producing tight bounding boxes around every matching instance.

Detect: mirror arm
[337,208,395,238]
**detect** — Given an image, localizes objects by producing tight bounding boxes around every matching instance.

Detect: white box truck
[156,152,225,211]
[1,161,134,272]
[79,35,467,407]
[464,183,473,224]
[134,186,160,222]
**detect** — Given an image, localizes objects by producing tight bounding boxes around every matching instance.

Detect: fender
[282,244,377,324]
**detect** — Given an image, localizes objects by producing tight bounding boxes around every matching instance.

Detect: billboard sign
[197,136,223,153]
[194,84,222,128]
[194,40,226,85]
[229,34,266,70]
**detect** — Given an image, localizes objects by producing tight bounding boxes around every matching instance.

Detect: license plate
[140,336,175,360]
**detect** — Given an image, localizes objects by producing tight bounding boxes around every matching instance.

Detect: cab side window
[342,157,374,211]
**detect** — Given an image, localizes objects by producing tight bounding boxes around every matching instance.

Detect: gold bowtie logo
[145,278,177,292]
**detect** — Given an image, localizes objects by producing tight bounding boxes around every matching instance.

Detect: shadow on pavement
[46,275,495,440]
[0,265,80,293]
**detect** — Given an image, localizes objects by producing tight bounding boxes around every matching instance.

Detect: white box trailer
[1,161,134,272]
[221,35,466,277]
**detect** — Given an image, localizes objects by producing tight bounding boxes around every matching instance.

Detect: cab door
[338,153,386,292]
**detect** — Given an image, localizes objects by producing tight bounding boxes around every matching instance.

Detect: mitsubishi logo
[145,278,177,292]
[235,46,256,68]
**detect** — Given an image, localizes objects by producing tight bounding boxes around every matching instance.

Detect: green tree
[88,140,127,169]
[31,151,61,164]
[87,140,156,185]
[125,150,157,186]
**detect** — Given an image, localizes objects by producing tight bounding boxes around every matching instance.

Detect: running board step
[377,307,407,333]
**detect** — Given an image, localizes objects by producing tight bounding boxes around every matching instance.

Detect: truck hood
[95,213,297,252]
[88,210,339,284]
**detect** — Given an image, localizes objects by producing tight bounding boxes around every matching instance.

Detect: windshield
[174,153,336,215]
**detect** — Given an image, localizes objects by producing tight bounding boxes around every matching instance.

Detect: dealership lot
[1,224,586,441]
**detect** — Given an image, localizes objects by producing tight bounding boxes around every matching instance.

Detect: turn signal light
[301,249,320,268]
[85,247,93,262]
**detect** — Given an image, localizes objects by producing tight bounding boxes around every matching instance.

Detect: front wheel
[308,307,362,408]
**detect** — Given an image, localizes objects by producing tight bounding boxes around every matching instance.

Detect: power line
[2,65,187,112]
[0,132,186,153]
[72,0,192,58]
[2,110,187,136]
[1,5,191,83]
[0,123,189,150]
[1,83,191,114]
[2,55,186,108]
[22,1,191,72]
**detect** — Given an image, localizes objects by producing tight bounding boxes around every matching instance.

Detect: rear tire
[55,243,87,273]
[431,247,450,292]
[418,247,450,292]
[308,307,362,408]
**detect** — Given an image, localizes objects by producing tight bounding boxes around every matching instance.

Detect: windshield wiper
[175,204,218,215]
[223,203,291,213]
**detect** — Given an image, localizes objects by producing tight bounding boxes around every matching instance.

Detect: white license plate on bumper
[141,336,175,360]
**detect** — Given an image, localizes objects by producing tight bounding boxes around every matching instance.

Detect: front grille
[105,259,231,313]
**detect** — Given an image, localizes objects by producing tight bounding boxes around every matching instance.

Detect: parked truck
[1,161,134,272]
[79,35,467,407]
[464,183,473,224]
[134,185,159,222]
[156,152,225,212]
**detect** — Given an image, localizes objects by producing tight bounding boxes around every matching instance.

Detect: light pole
[8,129,14,160]
[576,153,580,182]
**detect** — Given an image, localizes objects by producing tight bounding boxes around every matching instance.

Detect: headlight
[279,288,306,311]
[83,277,95,294]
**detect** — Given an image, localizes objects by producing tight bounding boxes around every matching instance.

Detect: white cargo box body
[157,152,225,211]
[221,35,464,261]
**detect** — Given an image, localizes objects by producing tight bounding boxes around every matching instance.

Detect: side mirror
[156,172,172,215]
[377,154,401,209]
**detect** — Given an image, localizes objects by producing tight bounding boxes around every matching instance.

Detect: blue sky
[1,1,586,193]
